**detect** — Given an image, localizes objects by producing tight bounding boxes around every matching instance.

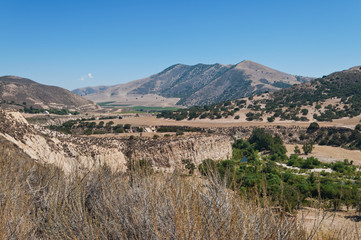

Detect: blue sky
[1,0,360,90]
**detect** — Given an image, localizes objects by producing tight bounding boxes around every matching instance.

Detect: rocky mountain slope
[0,108,232,174]
[158,65,361,122]
[73,60,313,107]
[0,76,99,111]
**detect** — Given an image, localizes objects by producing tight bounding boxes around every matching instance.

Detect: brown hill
[73,60,313,107]
[0,76,99,111]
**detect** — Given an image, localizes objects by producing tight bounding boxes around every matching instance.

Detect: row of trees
[21,106,79,115]
[49,119,131,135]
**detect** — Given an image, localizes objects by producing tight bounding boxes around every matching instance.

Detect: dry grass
[286,144,361,164]
[0,142,359,239]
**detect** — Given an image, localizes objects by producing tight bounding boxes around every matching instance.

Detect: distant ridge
[73,60,314,107]
[72,85,110,96]
[0,76,99,111]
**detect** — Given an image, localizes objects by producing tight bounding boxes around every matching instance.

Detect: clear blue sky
[1,0,360,90]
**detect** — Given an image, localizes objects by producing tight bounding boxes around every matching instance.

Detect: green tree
[301,109,309,115]
[302,142,314,155]
[198,159,216,176]
[248,128,274,152]
[106,121,114,128]
[176,130,184,136]
[182,159,196,175]
[294,145,301,155]
[267,116,275,122]
[307,122,319,133]
[97,121,104,128]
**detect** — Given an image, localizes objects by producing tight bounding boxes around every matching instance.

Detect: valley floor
[286,144,361,165]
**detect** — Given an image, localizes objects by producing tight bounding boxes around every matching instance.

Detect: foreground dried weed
[0,142,357,239]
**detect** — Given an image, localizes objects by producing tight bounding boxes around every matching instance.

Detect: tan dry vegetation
[286,144,361,165]
[3,112,361,238]
[0,144,310,239]
[298,207,361,239]
[2,141,361,239]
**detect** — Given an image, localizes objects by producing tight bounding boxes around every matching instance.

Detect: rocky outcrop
[0,109,232,174]
[25,114,84,126]
[125,136,231,172]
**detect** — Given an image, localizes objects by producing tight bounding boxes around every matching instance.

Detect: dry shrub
[0,138,64,239]
[0,142,355,239]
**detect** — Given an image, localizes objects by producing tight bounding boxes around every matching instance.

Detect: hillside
[73,60,313,107]
[72,85,110,96]
[0,76,99,111]
[157,65,361,122]
[261,65,361,121]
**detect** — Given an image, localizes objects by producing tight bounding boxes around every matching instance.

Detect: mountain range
[73,60,314,107]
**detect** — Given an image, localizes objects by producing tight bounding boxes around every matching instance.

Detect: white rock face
[127,135,232,172]
[0,110,232,174]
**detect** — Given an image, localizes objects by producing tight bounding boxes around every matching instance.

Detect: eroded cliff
[0,109,232,174]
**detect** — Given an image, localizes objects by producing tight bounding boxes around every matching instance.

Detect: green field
[119,106,179,113]
[97,102,179,112]
[97,101,116,106]
[128,106,179,112]
[97,101,131,107]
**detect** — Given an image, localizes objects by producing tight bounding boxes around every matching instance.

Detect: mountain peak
[240,60,259,64]
[235,60,269,69]
[347,66,361,72]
